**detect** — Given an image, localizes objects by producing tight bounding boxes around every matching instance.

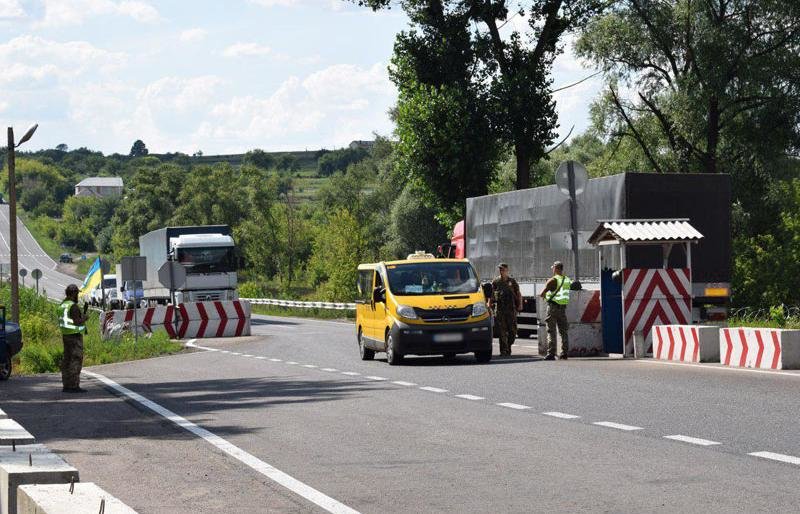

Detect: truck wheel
[474,350,492,364]
[358,328,374,361]
[0,355,11,380]
[386,332,403,365]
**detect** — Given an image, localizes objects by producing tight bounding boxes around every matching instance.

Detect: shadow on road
[387,354,543,367]
[1,373,389,444]
[250,317,299,326]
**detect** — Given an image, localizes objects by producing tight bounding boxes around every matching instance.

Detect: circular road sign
[31,269,42,280]
[18,268,27,277]
[555,160,588,196]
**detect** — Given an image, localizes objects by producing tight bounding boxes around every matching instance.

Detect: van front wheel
[474,350,492,364]
[358,329,374,361]
[386,332,403,365]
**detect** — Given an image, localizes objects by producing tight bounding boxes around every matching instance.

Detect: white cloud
[222,42,272,58]
[180,28,208,43]
[0,100,8,112]
[248,0,300,7]
[0,35,125,86]
[35,0,161,28]
[0,0,25,19]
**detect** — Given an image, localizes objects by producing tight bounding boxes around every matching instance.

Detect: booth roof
[587,219,704,245]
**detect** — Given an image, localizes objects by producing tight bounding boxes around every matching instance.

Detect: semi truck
[139,225,238,304]
[449,172,731,339]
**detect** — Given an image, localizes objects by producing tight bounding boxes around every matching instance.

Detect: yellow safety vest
[58,300,85,335]
[545,275,572,305]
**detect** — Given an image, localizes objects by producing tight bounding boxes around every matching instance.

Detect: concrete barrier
[0,444,78,514]
[720,327,800,370]
[176,300,251,339]
[101,305,177,339]
[0,420,34,447]
[653,325,720,363]
[17,483,137,514]
[535,291,604,357]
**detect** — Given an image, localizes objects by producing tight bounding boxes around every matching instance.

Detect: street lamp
[6,124,38,323]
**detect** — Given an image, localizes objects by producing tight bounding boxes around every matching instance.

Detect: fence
[242,298,356,310]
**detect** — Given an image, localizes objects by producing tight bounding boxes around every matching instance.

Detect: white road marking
[749,451,800,466]
[269,358,282,362]
[593,421,643,431]
[255,356,267,360]
[392,381,417,387]
[302,364,318,368]
[640,359,800,378]
[82,371,360,514]
[664,435,721,446]
[220,351,231,354]
[496,402,531,410]
[231,352,242,356]
[242,354,254,358]
[455,394,484,401]
[341,371,361,376]
[321,368,339,372]
[286,361,298,365]
[543,411,580,420]
[419,386,448,393]
[364,376,387,381]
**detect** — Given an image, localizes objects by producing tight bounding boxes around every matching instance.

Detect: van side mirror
[372,287,385,304]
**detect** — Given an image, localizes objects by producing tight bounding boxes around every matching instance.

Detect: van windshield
[102,278,116,288]
[386,262,479,296]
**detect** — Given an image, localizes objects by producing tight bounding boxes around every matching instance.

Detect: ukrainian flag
[80,257,102,296]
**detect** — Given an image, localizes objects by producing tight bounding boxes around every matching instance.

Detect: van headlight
[472,302,488,317]
[397,305,418,320]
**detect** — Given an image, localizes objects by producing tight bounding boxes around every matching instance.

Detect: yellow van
[356,253,492,365]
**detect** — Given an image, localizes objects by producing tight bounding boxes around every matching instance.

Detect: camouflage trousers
[545,303,569,357]
[496,310,517,356]
[61,334,84,389]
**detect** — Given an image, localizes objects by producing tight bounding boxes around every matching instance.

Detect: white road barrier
[242,298,356,310]
[653,325,721,363]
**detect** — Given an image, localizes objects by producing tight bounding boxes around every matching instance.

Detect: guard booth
[587,219,704,356]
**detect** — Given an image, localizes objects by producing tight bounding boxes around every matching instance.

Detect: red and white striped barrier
[623,268,691,355]
[653,325,720,363]
[176,300,251,338]
[720,328,800,370]
[535,289,604,357]
[102,305,177,338]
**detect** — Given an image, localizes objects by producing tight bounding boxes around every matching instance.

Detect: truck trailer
[451,172,731,339]
[139,225,238,304]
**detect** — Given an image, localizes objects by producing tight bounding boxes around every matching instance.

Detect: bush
[238,281,266,299]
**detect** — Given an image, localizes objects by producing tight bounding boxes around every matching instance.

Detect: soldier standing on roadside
[488,263,522,356]
[59,284,89,393]
[539,261,572,360]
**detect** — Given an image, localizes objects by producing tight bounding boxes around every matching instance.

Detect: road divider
[720,327,800,370]
[0,443,79,514]
[101,301,251,340]
[18,482,138,514]
[653,325,720,363]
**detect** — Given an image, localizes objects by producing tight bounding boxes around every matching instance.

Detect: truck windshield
[386,262,479,296]
[177,246,236,273]
[102,278,116,289]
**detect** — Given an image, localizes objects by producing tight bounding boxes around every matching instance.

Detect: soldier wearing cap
[488,263,522,356]
[539,261,572,360]
[58,284,89,393]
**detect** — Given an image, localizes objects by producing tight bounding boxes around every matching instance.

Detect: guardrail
[242,298,356,310]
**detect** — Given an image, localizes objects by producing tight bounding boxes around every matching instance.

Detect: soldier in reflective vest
[59,284,89,393]
[539,261,572,360]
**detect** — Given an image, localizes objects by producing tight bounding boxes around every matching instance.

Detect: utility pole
[6,124,38,323]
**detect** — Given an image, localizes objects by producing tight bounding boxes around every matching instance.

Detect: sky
[0,0,603,156]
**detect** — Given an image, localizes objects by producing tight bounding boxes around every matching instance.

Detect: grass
[18,211,63,261]
[727,317,800,329]
[6,284,183,376]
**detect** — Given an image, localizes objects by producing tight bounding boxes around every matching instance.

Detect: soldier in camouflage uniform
[59,284,89,393]
[488,263,522,356]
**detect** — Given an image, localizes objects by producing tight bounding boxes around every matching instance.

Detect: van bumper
[391,318,492,356]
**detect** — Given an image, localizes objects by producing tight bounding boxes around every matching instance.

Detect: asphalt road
[0,204,79,299]
[3,315,799,513]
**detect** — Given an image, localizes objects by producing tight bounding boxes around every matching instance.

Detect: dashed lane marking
[341,371,360,376]
[593,421,643,431]
[419,386,448,393]
[286,361,298,365]
[392,381,417,387]
[269,358,282,362]
[321,368,339,372]
[543,411,580,420]
[302,364,318,368]
[749,451,800,466]
[242,354,254,358]
[496,402,531,410]
[664,435,721,446]
[365,376,387,381]
[455,394,484,401]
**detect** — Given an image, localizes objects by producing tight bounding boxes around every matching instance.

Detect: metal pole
[99,260,105,310]
[7,128,19,323]
[35,278,39,295]
[567,161,580,281]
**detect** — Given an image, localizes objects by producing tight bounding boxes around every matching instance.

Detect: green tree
[317,147,368,177]
[129,139,149,157]
[308,208,369,301]
[384,183,448,258]
[244,149,275,170]
[1,159,71,217]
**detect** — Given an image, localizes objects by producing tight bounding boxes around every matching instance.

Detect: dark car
[59,253,73,263]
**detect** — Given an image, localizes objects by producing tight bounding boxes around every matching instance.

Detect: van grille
[413,306,471,323]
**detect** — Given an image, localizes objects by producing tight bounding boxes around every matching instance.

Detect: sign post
[31,269,42,295]
[120,256,147,347]
[555,160,588,282]
[18,268,26,289]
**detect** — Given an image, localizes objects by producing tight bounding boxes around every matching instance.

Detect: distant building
[348,140,375,151]
[74,177,124,198]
